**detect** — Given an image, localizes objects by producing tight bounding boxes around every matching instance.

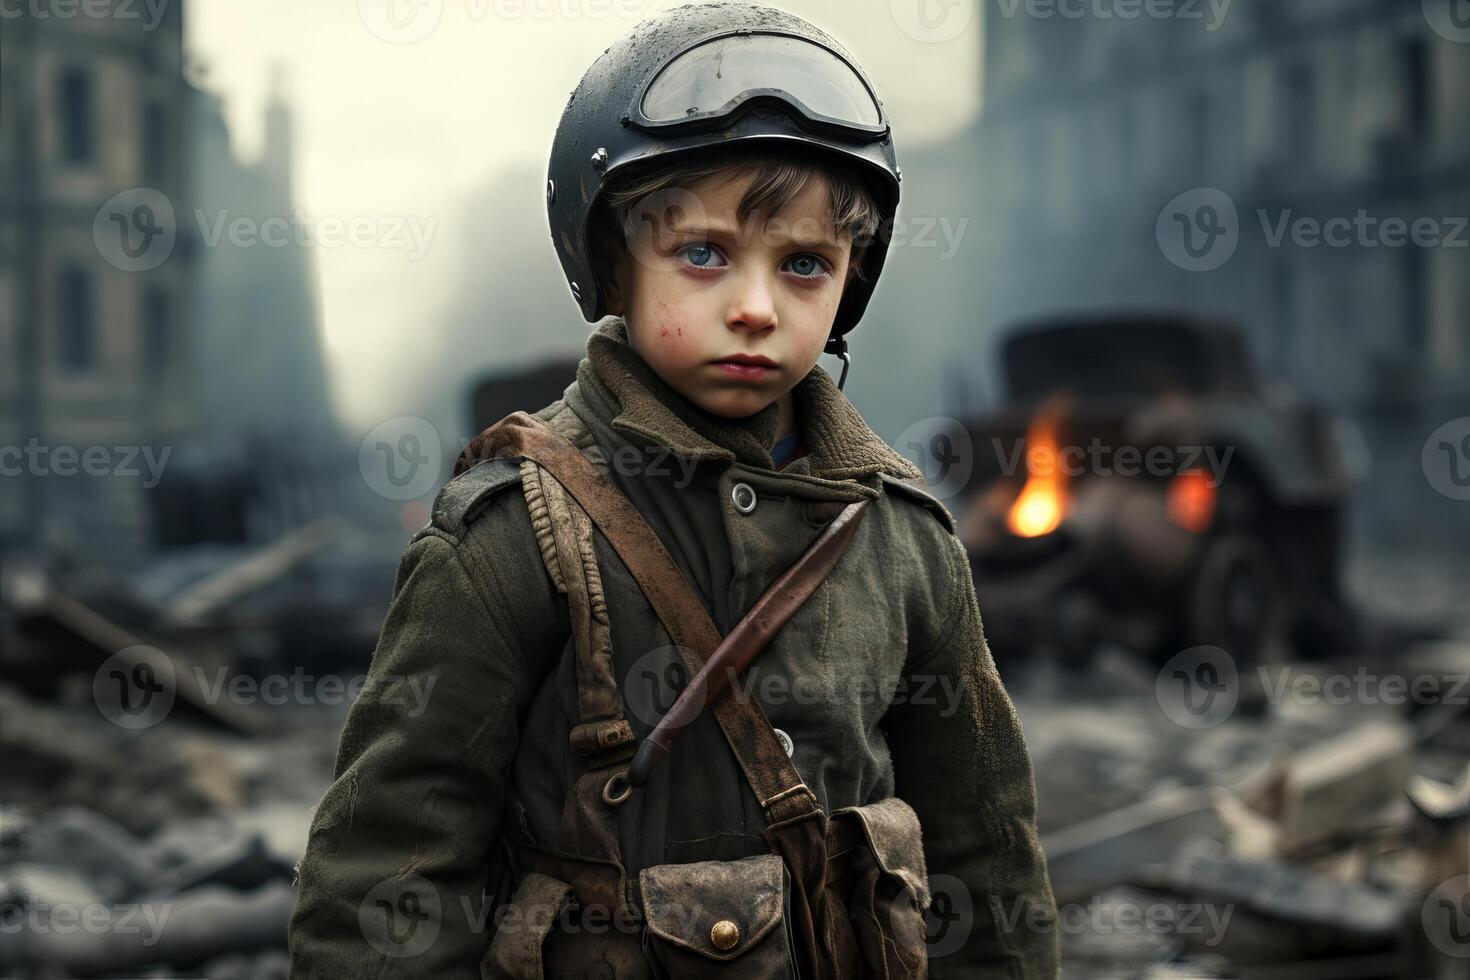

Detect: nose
[725,267,777,334]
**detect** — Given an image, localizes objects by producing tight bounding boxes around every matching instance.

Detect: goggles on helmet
[628,31,888,142]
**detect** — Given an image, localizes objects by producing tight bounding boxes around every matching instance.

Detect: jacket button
[803,501,841,526]
[773,727,794,757]
[731,482,757,514]
[711,919,740,950]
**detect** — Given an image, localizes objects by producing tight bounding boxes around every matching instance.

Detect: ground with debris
[0,549,1465,978]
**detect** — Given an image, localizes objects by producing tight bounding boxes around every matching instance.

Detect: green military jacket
[288,317,1059,978]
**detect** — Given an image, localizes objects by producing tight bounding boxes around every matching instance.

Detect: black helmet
[546,2,900,368]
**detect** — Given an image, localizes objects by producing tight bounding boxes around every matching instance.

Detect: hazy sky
[185,0,983,428]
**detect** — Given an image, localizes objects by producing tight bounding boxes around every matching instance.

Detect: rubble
[0,679,333,979]
[1018,615,1470,977]
[0,538,1465,978]
[1042,788,1226,902]
[1274,721,1415,854]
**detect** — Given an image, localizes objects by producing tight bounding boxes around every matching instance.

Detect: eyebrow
[666,218,844,250]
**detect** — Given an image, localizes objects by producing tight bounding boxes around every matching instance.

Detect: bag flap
[638,853,785,960]
[484,872,574,977]
[833,796,932,911]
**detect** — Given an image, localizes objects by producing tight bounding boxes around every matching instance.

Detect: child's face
[605,169,852,421]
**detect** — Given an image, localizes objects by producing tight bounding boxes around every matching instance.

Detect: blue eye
[681,243,723,267]
[784,254,829,279]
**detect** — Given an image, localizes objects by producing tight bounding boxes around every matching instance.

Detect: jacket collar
[572,317,922,483]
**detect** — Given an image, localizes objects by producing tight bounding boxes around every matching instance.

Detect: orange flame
[1006,396,1071,538]
[1167,469,1216,533]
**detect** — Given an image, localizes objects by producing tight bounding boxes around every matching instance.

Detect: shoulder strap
[457,412,862,830]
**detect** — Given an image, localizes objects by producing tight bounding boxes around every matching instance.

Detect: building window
[1187,91,1212,178]
[1403,246,1427,357]
[1402,38,1431,141]
[143,286,171,374]
[59,68,94,165]
[1272,259,1295,373]
[1283,61,1315,166]
[58,265,95,370]
[143,102,169,183]
[1116,97,1135,186]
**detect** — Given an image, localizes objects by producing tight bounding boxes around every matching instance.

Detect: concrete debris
[1405,766,1470,824]
[1019,631,1470,977]
[0,678,329,979]
[1275,722,1415,854]
[1,540,1466,979]
[1043,787,1227,902]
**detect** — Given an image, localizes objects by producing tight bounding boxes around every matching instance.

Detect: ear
[604,265,625,316]
[597,237,630,316]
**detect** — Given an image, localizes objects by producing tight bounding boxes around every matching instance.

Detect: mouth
[715,354,778,368]
[711,354,779,381]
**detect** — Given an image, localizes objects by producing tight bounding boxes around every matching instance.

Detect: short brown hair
[589,143,884,298]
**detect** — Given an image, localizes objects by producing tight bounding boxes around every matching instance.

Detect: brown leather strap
[457,412,855,828]
[628,498,868,786]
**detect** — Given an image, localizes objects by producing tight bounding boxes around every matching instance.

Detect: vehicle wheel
[1183,534,1288,713]
[1051,589,1099,673]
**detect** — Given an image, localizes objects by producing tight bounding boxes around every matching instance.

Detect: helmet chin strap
[826,334,851,392]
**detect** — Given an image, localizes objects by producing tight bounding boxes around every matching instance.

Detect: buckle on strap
[569,719,636,760]
[760,782,819,813]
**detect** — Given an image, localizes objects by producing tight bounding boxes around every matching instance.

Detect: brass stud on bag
[710,919,740,950]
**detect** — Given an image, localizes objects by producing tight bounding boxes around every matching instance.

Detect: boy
[288,3,1058,978]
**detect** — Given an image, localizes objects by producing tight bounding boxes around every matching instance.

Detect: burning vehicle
[957,313,1363,671]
